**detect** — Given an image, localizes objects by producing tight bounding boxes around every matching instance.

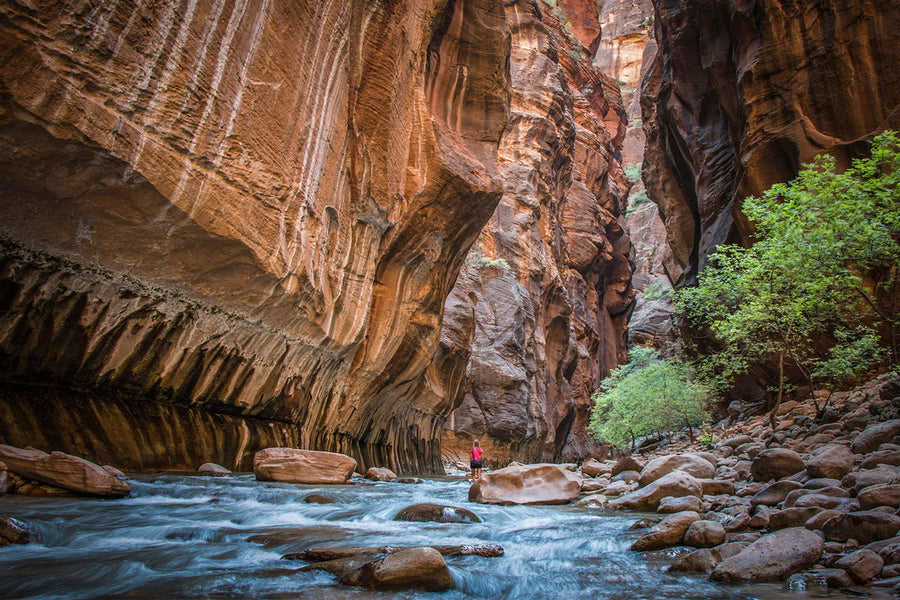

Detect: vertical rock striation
[642,0,900,285]
[440,0,633,465]
[0,0,511,473]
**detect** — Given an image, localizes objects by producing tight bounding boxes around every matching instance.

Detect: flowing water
[0,474,892,599]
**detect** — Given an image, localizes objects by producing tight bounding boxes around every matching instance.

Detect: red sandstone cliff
[0,0,511,473]
[440,0,633,466]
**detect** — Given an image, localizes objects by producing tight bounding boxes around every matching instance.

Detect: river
[0,474,891,599]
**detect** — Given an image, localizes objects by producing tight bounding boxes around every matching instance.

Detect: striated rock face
[440,0,632,465]
[0,0,511,473]
[642,0,900,285]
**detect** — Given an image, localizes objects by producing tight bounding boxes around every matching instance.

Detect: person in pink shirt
[470,439,484,480]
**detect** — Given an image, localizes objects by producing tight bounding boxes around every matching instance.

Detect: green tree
[589,347,711,449]
[676,132,900,425]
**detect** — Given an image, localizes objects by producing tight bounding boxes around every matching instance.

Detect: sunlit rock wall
[642,0,900,285]
[440,0,633,466]
[0,0,511,473]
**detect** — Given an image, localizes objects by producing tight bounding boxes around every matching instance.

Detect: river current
[0,474,891,599]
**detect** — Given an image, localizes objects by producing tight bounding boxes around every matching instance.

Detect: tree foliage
[589,347,711,449]
[675,131,900,422]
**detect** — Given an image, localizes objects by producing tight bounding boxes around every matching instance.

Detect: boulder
[710,527,824,582]
[806,444,854,480]
[0,515,30,545]
[792,494,844,510]
[365,467,397,481]
[611,456,644,476]
[784,486,849,508]
[853,420,900,454]
[658,495,702,513]
[608,471,703,511]
[843,465,900,494]
[768,507,824,530]
[822,510,900,544]
[805,509,841,532]
[101,465,127,479]
[580,479,604,492]
[750,480,804,508]
[670,542,749,573]
[638,454,716,486]
[394,504,481,524]
[581,458,607,478]
[198,463,231,475]
[340,547,454,591]
[468,464,580,505]
[700,479,735,496]
[304,493,336,504]
[878,542,900,565]
[289,544,503,562]
[861,450,900,469]
[835,549,884,584]
[683,520,726,548]
[804,478,843,489]
[396,478,424,484]
[253,448,356,484]
[719,435,754,449]
[0,445,130,497]
[859,484,900,510]
[750,448,805,482]
[611,470,640,484]
[630,511,700,551]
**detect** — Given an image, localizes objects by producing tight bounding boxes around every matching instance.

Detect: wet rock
[751,449,805,482]
[683,520,726,548]
[303,493,336,504]
[658,495,702,514]
[394,503,481,524]
[287,544,504,562]
[101,465,127,479]
[0,445,129,497]
[365,467,397,481]
[628,518,659,530]
[858,484,900,510]
[853,420,900,454]
[670,542,749,573]
[609,471,703,511]
[785,568,853,591]
[395,477,424,484]
[638,454,716,486]
[631,511,701,551]
[0,516,30,545]
[339,547,454,591]
[601,480,637,497]
[253,448,356,485]
[198,463,231,475]
[573,495,607,508]
[468,464,581,505]
[822,510,900,544]
[835,549,884,584]
[300,556,378,576]
[611,456,645,476]
[710,527,824,583]
[750,480,804,508]
[806,445,854,480]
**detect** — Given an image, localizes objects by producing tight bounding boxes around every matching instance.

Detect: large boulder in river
[630,511,700,551]
[365,467,397,481]
[340,547,454,591]
[805,444,854,480]
[394,504,481,524]
[608,471,703,511]
[468,464,580,505]
[750,448,805,481]
[638,454,716,486]
[0,445,130,497]
[710,527,823,583]
[852,419,900,454]
[253,448,356,484]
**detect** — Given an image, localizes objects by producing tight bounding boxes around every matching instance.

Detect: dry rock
[835,548,884,584]
[806,444,854,480]
[853,420,900,454]
[631,511,700,551]
[751,448,805,482]
[639,454,716,486]
[822,510,900,545]
[710,527,824,583]
[253,448,356,484]
[609,471,703,511]
[0,445,129,497]
[365,467,398,481]
[683,520,726,548]
[858,484,900,510]
[468,464,580,505]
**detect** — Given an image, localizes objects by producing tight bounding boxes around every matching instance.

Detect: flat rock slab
[285,544,504,562]
[0,445,129,497]
[253,448,357,484]
[468,464,580,505]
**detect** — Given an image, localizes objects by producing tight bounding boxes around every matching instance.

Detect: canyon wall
[441,0,633,466]
[643,0,900,286]
[0,0,512,473]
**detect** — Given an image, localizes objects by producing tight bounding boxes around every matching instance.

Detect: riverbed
[0,475,890,599]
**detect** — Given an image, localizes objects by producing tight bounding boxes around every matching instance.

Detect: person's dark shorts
[470,460,482,469]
